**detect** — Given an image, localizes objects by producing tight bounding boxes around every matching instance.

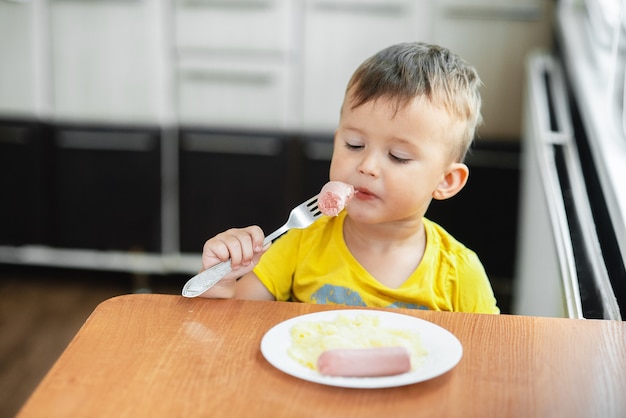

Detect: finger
[233,226,266,267]
[201,226,265,270]
[245,225,266,253]
[218,227,262,267]
[203,237,227,260]
[201,230,245,268]
[217,231,247,267]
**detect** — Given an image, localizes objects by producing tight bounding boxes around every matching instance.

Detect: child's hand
[202,225,266,270]
[199,226,267,298]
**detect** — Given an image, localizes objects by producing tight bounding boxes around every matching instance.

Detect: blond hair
[346,42,483,162]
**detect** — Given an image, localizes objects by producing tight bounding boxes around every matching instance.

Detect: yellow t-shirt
[254,211,499,313]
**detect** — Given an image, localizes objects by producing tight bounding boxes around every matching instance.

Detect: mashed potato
[288,313,427,371]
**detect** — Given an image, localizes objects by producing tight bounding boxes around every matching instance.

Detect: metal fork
[182,194,322,298]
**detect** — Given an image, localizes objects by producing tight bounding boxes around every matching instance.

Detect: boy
[199,42,499,314]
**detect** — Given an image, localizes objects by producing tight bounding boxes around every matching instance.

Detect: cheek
[329,159,338,180]
[385,169,434,201]
[329,147,351,178]
[329,154,345,182]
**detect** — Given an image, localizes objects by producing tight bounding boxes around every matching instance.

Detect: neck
[343,216,426,252]
[342,216,428,289]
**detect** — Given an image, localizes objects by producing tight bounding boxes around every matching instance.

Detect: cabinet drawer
[0,4,37,116]
[0,120,52,246]
[175,0,294,53]
[50,1,163,124]
[51,126,161,252]
[177,61,293,129]
[178,130,291,252]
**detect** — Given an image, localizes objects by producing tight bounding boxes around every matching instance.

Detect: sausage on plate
[317,346,411,377]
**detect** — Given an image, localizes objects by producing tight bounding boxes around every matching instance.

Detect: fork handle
[263,222,290,245]
[181,259,233,298]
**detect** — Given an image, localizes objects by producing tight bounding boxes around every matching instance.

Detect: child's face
[330,92,462,224]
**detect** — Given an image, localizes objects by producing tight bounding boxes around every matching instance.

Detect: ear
[432,163,469,200]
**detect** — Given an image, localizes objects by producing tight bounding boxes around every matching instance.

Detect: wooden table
[17,294,626,418]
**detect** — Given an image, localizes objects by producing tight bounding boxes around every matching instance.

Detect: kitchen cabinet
[178,129,293,253]
[177,60,294,129]
[175,0,293,52]
[50,126,162,252]
[49,0,164,124]
[300,0,433,132]
[0,0,46,117]
[431,0,554,140]
[0,120,52,246]
[174,0,298,130]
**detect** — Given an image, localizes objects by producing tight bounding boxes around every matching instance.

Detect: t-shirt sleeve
[253,230,301,301]
[454,251,500,314]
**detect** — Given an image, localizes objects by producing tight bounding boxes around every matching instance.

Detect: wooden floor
[0,265,185,418]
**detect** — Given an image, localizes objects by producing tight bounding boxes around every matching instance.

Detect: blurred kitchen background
[2,0,626,415]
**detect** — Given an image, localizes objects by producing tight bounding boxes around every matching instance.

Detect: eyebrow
[388,136,420,151]
[341,124,420,147]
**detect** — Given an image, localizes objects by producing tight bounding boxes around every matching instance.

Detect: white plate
[260,309,462,388]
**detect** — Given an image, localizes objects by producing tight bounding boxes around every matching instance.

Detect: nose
[357,151,380,177]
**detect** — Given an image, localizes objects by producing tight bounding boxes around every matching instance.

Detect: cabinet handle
[182,133,282,156]
[311,1,405,16]
[304,141,333,161]
[180,69,274,86]
[178,0,271,10]
[2,0,31,3]
[49,0,140,2]
[0,126,28,145]
[443,4,543,22]
[56,131,156,152]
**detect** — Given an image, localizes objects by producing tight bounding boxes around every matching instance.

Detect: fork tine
[305,194,319,207]
[311,207,322,218]
[305,194,322,218]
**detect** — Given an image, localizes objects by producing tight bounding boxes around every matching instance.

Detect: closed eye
[389,153,411,164]
[344,142,363,151]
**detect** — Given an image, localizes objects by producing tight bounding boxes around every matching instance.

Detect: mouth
[354,187,377,200]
